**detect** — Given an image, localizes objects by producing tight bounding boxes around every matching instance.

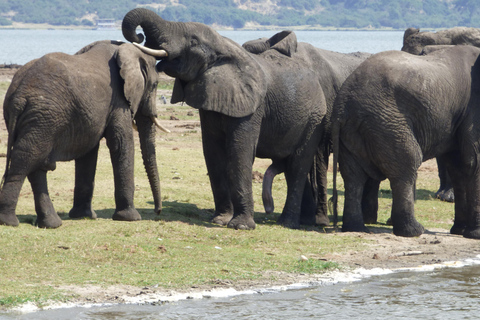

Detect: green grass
[0,80,457,309]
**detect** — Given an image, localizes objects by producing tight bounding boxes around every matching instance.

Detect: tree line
[0,0,479,29]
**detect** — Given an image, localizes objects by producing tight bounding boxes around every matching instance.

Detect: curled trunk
[122,8,166,48]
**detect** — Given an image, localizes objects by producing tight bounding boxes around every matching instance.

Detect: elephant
[331,45,480,239]
[122,8,369,230]
[402,27,480,203]
[402,27,480,55]
[0,40,169,228]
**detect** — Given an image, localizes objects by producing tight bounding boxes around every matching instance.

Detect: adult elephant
[0,40,168,228]
[122,8,368,230]
[402,27,480,55]
[241,35,371,224]
[331,45,480,239]
[402,27,480,203]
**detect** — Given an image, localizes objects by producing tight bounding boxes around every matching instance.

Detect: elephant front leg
[28,170,62,228]
[69,144,99,219]
[105,116,141,222]
[201,111,257,230]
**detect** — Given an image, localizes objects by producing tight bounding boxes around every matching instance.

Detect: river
[1,28,479,319]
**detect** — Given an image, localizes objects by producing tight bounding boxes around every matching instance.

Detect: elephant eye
[190,36,199,47]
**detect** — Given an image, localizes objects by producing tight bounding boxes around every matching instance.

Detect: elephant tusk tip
[152,117,171,133]
[132,42,168,58]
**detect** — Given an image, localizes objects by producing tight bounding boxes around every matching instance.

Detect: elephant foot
[69,206,97,219]
[435,189,455,203]
[393,220,424,237]
[342,223,370,233]
[0,212,19,227]
[211,212,233,226]
[362,212,378,225]
[450,223,466,236]
[227,216,256,230]
[277,214,300,229]
[36,213,63,229]
[112,207,141,221]
[314,211,330,227]
[463,227,480,239]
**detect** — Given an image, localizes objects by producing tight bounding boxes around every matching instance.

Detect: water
[0,28,475,318]
[0,29,404,65]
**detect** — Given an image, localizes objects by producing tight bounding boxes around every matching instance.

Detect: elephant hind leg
[69,144,99,220]
[28,169,62,228]
[0,175,24,226]
[389,178,424,237]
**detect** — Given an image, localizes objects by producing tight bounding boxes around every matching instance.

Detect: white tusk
[132,121,138,132]
[152,116,170,133]
[132,42,168,58]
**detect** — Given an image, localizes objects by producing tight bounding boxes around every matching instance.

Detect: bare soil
[2,66,480,308]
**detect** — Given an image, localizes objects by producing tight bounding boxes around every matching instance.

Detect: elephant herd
[1,8,480,240]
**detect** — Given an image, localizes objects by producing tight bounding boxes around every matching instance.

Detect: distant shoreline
[0,21,428,32]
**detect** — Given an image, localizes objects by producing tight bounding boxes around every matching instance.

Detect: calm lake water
[1,28,479,319]
[0,29,404,65]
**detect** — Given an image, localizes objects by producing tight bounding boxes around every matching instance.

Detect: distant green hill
[0,0,479,29]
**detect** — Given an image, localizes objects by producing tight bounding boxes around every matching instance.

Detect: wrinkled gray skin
[332,45,480,239]
[0,40,162,228]
[402,27,480,203]
[122,8,368,229]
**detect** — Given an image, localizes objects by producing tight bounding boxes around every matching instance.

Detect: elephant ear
[116,43,152,115]
[269,30,297,57]
[172,47,267,118]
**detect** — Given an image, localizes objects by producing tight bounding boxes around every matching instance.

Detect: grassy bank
[0,80,456,309]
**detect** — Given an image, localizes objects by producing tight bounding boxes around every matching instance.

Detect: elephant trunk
[136,115,162,214]
[122,8,168,48]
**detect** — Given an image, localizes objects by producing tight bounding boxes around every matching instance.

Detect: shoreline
[8,250,480,315]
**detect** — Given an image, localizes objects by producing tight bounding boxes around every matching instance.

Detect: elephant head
[122,8,267,118]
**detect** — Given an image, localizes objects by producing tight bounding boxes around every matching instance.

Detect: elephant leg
[442,154,466,235]
[362,178,380,224]
[0,174,24,226]
[389,178,424,237]
[262,161,285,214]
[223,116,259,230]
[69,144,99,219]
[28,169,62,228]
[299,176,317,226]
[435,157,455,202]
[200,112,234,226]
[340,147,369,233]
[105,114,141,222]
[313,145,330,226]
[463,175,480,239]
[0,138,47,226]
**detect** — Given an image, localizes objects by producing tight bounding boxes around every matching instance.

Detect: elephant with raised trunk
[332,45,480,239]
[122,8,368,230]
[0,40,168,228]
